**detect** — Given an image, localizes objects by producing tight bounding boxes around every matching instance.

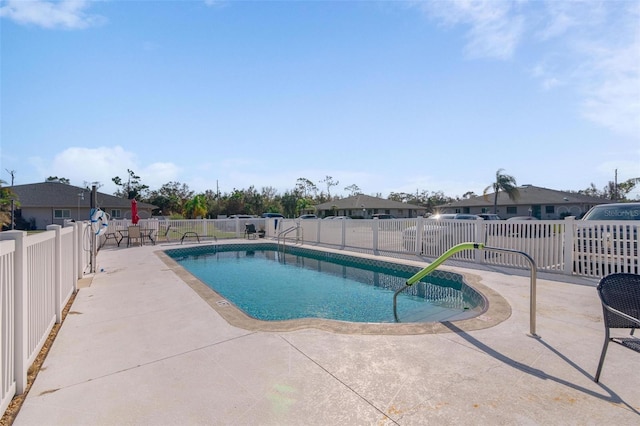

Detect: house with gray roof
[8,182,157,230]
[439,185,607,219]
[314,194,426,218]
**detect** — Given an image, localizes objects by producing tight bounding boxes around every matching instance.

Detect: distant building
[314,194,426,218]
[440,185,607,219]
[8,182,157,230]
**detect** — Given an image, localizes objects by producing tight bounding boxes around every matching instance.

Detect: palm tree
[0,179,17,229]
[183,194,208,219]
[483,169,519,214]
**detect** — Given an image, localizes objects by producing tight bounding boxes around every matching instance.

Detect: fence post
[474,218,485,264]
[0,231,28,394]
[563,217,576,275]
[69,221,79,286]
[372,220,379,255]
[47,225,63,323]
[416,217,424,255]
[76,222,85,278]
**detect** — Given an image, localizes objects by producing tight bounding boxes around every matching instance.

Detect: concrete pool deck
[13,240,640,425]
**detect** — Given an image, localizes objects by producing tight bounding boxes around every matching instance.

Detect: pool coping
[156,242,512,335]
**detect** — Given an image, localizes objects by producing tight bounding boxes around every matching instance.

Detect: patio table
[118,228,156,246]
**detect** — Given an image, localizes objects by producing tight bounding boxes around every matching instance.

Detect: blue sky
[1,0,639,199]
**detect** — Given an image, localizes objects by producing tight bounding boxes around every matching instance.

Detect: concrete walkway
[13,241,640,425]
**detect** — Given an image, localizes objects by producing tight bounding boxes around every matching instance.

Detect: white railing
[0,221,90,413]
[98,217,638,279]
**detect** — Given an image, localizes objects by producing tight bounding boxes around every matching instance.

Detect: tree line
[1,169,639,228]
[107,169,640,219]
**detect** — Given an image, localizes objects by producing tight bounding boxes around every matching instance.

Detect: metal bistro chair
[245,223,258,239]
[594,273,640,383]
[127,225,143,247]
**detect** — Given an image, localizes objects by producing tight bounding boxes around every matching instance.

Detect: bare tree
[344,184,361,196]
[321,175,339,199]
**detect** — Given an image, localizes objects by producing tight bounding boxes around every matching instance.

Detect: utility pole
[5,169,15,186]
[6,169,16,229]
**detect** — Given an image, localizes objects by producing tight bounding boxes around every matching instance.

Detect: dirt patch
[0,291,77,426]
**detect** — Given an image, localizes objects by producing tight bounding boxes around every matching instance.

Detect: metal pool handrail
[393,242,539,338]
[277,224,302,256]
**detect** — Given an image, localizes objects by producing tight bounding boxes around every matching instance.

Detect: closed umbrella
[131,199,139,225]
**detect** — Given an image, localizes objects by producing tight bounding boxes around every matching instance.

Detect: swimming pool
[165,243,487,325]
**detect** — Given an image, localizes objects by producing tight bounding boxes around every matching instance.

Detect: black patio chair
[160,224,201,244]
[594,273,640,383]
[245,223,258,239]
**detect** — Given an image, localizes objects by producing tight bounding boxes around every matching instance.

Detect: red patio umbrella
[131,199,139,225]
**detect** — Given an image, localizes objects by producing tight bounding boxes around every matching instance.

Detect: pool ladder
[277,224,303,257]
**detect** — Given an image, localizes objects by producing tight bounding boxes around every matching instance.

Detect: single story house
[440,185,607,219]
[8,182,157,230]
[314,194,427,218]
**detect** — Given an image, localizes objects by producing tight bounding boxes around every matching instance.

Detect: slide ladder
[393,242,539,337]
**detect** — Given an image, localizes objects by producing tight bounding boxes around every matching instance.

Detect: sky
[1,0,639,200]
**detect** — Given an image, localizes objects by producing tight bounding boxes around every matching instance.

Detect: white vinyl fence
[98,216,638,279]
[0,221,91,414]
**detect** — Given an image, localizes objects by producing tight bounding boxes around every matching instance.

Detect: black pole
[90,185,97,273]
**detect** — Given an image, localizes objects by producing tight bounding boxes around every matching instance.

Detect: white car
[575,202,639,274]
[298,214,318,219]
[402,214,480,254]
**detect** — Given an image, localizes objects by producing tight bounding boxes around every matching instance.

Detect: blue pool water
[169,245,485,323]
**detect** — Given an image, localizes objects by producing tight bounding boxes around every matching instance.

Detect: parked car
[402,214,480,253]
[581,202,640,221]
[261,213,284,218]
[371,214,396,219]
[576,202,639,275]
[478,214,501,220]
[324,215,351,220]
[298,214,318,219]
[506,216,539,221]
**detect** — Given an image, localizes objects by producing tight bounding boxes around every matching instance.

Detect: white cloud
[29,146,180,194]
[419,0,525,60]
[580,39,640,137]
[596,158,640,185]
[421,0,640,137]
[536,0,607,41]
[140,162,181,192]
[0,0,104,29]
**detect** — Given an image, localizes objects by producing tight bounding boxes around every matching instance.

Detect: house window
[54,209,71,219]
[481,208,490,213]
[545,206,554,214]
[506,206,517,214]
[110,209,122,219]
[462,207,470,214]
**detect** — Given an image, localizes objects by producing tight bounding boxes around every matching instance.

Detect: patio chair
[594,273,640,383]
[245,223,258,239]
[161,224,201,244]
[127,225,143,247]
